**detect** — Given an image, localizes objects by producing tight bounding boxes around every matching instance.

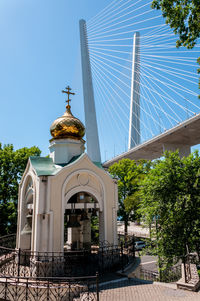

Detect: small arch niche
[20,177,34,250]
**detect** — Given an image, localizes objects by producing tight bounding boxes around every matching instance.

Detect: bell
[67,214,81,228]
[91,208,98,217]
[80,211,89,221]
[21,213,32,235]
[21,222,32,235]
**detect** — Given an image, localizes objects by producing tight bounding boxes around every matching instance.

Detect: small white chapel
[16,86,118,254]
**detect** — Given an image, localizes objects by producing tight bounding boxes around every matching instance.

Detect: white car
[135,241,146,250]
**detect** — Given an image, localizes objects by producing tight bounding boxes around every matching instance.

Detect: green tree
[152,0,200,48]
[152,0,200,95]
[198,57,200,92]
[140,151,200,269]
[91,216,99,244]
[0,143,41,235]
[109,159,150,237]
[124,160,152,224]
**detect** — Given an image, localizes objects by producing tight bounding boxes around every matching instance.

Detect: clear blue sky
[0,0,199,161]
[0,0,111,156]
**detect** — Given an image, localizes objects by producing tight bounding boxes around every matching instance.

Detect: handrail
[0,233,16,249]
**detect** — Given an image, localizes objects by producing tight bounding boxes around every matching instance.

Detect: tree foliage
[140,151,200,267]
[91,216,99,244]
[0,143,41,235]
[152,0,200,48]
[109,159,150,236]
[198,57,200,93]
[152,0,200,96]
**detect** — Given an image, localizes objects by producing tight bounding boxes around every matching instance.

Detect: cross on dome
[50,86,85,141]
[62,86,75,109]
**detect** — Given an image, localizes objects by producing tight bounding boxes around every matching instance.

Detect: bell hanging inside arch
[91,208,98,217]
[67,213,81,228]
[21,214,32,235]
[80,210,89,221]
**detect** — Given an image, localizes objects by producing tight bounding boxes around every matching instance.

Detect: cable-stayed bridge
[79,0,200,166]
[103,113,200,167]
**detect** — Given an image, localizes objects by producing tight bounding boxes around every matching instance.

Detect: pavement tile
[99,279,200,301]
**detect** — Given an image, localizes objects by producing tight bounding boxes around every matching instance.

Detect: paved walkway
[99,278,200,301]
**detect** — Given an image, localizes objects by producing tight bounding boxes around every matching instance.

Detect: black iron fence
[0,234,16,250]
[0,275,99,301]
[140,264,181,283]
[139,268,159,281]
[0,235,135,278]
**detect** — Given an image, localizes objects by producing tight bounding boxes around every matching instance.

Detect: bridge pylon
[128,32,140,150]
[79,19,101,162]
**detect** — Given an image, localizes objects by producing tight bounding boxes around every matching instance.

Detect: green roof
[30,157,62,176]
[29,155,103,176]
[93,161,103,169]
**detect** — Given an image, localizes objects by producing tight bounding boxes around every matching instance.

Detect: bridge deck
[103,113,200,167]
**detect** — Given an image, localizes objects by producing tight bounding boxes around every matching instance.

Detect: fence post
[17,248,21,277]
[96,272,100,301]
[68,282,71,300]
[121,242,124,273]
[111,247,113,268]
[52,252,54,276]
[4,277,7,300]
[47,279,50,301]
[26,278,28,301]
[132,236,135,258]
[101,247,104,273]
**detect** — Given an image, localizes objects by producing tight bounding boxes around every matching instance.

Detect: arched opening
[20,176,34,250]
[64,191,99,250]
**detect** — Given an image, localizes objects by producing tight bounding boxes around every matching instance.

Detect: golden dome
[50,105,85,140]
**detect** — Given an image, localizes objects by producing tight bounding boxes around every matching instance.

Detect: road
[137,254,158,273]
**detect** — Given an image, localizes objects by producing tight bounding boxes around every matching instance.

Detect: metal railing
[0,234,16,250]
[0,275,99,301]
[0,235,135,278]
[139,268,159,281]
[140,264,181,283]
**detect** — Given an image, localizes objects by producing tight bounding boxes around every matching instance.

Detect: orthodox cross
[62,86,75,107]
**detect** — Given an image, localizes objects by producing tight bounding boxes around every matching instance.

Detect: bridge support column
[128,32,140,150]
[162,143,191,158]
[79,19,101,162]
